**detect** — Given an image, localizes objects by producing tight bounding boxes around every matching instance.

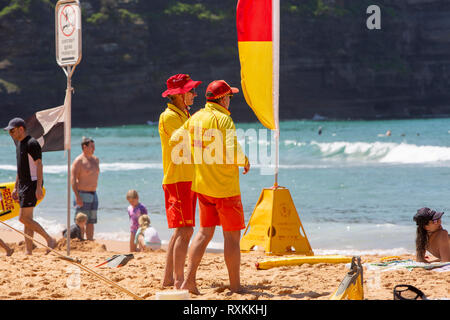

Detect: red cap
[205,80,239,100]
[162,74,202,97]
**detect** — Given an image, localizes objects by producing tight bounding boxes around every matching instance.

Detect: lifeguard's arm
[169,118,190,147]
[224,119,249,171]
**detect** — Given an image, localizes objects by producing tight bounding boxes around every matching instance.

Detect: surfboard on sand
[0,181,46,221]
[255,255,353,270]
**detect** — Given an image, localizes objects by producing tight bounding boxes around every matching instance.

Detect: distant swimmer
[385,130,391,136]
[413,207,450,263]
[318,126,322,135]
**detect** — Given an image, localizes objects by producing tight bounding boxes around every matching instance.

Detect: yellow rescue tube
[0,181,46,221]
[256,255,352,270]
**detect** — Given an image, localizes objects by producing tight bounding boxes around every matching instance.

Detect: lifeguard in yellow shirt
[171,80,250,294]
[159,73,201,289]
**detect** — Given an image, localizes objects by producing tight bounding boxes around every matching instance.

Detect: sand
[0,229,448,300]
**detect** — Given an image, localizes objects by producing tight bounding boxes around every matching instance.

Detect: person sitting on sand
[0,238,13,256]
[134,215,161,252]
[62,212,88,241]
[413,207,450,263]
[126,189,148,252]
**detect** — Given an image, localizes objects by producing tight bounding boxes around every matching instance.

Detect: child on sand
[413,207,450,263]
[62,212,88,240]
[0,238,13,256]
[126,189,148,252]
[135,215,161,252]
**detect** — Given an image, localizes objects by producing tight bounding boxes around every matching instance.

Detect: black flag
[25,105,66,152]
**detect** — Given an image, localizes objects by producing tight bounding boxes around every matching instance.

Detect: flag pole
[56,0,82,256]
[65,65,73,256]
[273,0,280,188]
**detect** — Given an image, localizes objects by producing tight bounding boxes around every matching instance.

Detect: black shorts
[18,181,38,208]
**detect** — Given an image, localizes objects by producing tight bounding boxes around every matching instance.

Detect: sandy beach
[0,229,448,300]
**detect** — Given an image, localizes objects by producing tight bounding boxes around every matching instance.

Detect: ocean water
[1,118,450,255]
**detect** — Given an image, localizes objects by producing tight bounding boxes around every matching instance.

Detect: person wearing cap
[413,207,450,262]
[4,118,56,255]
[170,80,250,294]
[159,73,201,289]
[71,136,100,240]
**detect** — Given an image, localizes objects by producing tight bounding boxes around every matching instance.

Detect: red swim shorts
[163,181,197,228]
[197,193,245,231]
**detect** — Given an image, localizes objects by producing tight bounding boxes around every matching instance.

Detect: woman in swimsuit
[413,207,450,263]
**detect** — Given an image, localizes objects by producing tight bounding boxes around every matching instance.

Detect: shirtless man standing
[71,137,100,240]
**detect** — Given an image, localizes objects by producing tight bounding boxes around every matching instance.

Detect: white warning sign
[55,0,82,67]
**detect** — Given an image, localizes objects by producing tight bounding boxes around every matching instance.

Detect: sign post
[55,0,82,256]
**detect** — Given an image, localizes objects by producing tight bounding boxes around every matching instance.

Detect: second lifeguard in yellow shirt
[171,80,250,295]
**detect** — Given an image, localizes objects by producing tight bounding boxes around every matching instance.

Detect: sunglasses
[189,88,196,94]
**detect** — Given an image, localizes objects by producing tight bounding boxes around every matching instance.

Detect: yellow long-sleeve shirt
[158,103,194,185]
[170,102,248,198]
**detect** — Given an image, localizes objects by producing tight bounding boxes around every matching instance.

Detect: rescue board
[0,181,46,221]
[255,255,353,270]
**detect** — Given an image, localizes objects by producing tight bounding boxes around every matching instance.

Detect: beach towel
[361,260,450,272]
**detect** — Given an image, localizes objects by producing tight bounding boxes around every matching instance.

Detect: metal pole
[66,65,72,256]
[273,0,280,188]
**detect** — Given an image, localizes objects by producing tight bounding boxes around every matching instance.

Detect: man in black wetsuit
[4,118,56,255]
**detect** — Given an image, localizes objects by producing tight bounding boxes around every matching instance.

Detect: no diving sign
[55,0,82,67]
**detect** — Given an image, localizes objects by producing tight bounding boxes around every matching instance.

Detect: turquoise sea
[1,118,450,255]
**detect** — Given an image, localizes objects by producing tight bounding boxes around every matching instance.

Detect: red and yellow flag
[237,0,275,130]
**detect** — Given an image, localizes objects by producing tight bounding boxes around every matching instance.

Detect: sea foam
[0,162,163,174]
[307,141,450,164]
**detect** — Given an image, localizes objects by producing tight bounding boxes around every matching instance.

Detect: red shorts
[163,181,197,228]
[197,193,245,231]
